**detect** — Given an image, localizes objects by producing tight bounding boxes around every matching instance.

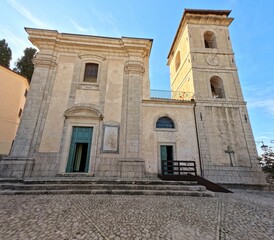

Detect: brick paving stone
[0,190,273,240]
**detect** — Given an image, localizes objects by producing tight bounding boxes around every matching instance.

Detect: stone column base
[119,158,145,178]
[0,157,35,178]
[203,166,267,186]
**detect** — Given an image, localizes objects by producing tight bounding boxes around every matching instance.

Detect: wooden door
[66,127,93,173]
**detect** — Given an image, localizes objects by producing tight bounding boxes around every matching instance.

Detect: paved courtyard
[0,190,273,240]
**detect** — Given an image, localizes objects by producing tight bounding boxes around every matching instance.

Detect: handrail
[161,160,197,176]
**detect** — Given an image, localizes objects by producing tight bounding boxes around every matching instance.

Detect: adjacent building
[0,66,29,156]
[0,9,266,186]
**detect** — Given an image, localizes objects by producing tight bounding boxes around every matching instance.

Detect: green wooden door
[66,127,93,173]
[160,145,173,175]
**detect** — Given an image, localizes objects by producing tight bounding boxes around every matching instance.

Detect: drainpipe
[193,101,203,177]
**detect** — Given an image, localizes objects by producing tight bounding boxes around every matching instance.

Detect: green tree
[258,147,274,184]
[14,47,37,82]
[0,39,12,68]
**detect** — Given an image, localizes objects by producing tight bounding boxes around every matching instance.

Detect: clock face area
[205,54,219,66]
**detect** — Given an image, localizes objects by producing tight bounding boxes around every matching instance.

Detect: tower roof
[167,9,233,61]
[183,9,231,17]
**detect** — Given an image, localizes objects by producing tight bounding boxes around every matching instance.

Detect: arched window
[175,51,181,71]
[83,63,99,83]
[210,76,225,98]
[204,31,217,48]
[156,117,175,129]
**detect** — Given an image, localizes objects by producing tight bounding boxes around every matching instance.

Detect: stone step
[20,178,198,186]
[0,178,215,197]
[1,183,206,191]
[0,189,215,197]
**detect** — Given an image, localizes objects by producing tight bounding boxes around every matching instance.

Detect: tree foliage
[258,148,274,184]
[14,47,37,82]
[0,39,12,68]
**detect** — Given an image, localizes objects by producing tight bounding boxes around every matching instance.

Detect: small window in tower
[175,51,181,71]
[210,76,225,98]
[204,31,217,48]
[83,63,99,83]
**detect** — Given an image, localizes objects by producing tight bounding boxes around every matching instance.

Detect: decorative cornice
[184,15,233,26]
[25,28,153,58]
[122,37,153,58]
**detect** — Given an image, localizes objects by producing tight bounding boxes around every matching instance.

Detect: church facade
[0,9,266,185]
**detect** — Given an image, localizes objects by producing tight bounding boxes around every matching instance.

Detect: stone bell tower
[167,9,266,185]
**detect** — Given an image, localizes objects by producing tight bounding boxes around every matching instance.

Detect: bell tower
[167,9,266,185]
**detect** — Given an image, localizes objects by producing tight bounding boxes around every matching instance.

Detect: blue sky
[1,0,274,153]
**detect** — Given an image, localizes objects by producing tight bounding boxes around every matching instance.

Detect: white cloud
[68,18,98,35]
[260,131,274,135]
[7,0,49,28]
[69,19,88,33]
[248,99,274,117]
[88,6,121,37]
[256,136,269,140]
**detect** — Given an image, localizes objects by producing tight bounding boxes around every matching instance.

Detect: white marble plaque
[102,125,119,152]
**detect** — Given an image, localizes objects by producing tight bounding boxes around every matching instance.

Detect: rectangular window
[83,63,98,83]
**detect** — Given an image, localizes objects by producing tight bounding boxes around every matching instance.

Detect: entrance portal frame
[158,142,177,175]
[66,127,93,173]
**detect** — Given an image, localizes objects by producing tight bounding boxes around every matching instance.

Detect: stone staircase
[0,178,215,197]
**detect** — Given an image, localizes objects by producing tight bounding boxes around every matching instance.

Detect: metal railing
[150,89,195,101]
[161,160,197,176]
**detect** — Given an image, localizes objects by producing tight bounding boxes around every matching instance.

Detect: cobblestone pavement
[0,190,273,240]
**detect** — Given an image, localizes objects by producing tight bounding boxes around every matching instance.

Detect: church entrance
[160,145,174,175]
[66,127,93,173]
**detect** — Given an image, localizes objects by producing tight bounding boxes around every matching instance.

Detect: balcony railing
[150,89,195,101]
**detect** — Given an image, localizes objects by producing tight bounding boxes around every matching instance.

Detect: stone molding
[78,53,106,62]
[33,54,57,68]
[64,105,103,120]
[124,60,145,74]
[25,28,152,58]
[184,15,233,27]
[142,99,195,106]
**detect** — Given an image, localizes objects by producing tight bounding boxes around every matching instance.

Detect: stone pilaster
[0,53,56,178]
[124,60,145,159]
[118,60,145,178]
[10,53,57,157]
